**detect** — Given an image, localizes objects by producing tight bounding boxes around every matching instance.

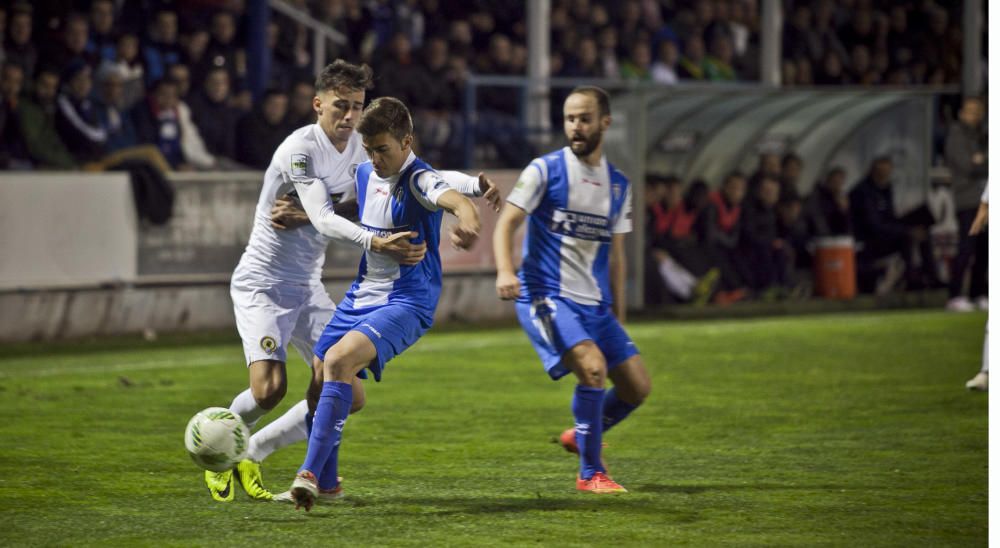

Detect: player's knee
[578,364,607,388]
[323,353,366,382]
[251,377,286,410]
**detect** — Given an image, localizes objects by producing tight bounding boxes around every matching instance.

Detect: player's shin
[601,387,639,433]
[572,385,606,479]
[299,381,353,477]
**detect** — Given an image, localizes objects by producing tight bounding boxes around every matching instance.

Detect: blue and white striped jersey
[341,151,451,319]
[508,147,633,307]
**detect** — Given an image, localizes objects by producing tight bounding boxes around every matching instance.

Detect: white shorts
[230,276,336,367]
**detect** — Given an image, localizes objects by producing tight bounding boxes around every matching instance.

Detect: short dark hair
[357,96,413,142]
[315,59,373,94]
[568,85,611,117]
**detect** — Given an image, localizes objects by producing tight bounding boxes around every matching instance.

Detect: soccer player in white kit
[206,60,498,501]
[965,184,988,391]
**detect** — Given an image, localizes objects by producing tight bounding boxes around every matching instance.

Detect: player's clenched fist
[496,270,520,300]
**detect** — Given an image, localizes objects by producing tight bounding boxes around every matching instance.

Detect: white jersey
[235,124,368,286]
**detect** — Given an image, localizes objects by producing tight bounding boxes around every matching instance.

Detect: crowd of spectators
[644,102,987,307]
[0,0,979,172]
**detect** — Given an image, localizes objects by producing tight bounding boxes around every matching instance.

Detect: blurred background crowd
[0,0,977,172]
[0,0,987,308]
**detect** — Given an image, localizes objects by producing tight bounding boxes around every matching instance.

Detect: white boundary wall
[0,173,137,289]
[0,171,520,342]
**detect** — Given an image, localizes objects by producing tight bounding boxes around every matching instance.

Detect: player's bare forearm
[438,189,481,250]
[494,203,527,300]
[611,233,627,321]
[970,202,988,235]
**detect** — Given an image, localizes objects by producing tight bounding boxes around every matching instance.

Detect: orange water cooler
[813,237,856,300]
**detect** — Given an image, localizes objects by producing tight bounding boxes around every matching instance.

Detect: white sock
[247,399,309,462]
[982,323,989,374]
[229,388,269,430]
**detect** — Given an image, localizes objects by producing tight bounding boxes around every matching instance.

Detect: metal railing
[268,0,347,76]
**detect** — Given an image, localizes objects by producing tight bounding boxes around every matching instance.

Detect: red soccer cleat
[576,471,628,493]
[290,470,318,511]
[559,428,579,454]
[559,428,609,471]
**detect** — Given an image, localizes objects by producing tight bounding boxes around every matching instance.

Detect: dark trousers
[742,241,791,290]
[949,208,988,299]
[710,244,751,290]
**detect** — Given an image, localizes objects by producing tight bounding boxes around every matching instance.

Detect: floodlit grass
[0,310,987,546]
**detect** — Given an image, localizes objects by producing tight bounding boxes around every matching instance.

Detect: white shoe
[975,296,988,311]
[289,471,318,511]
[274,476,344,503]
[946,297,975,312]
[966,371,988,391]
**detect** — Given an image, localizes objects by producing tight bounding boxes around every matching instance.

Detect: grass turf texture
[0,310,986,546]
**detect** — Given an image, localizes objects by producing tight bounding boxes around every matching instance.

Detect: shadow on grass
[270,482,856,518]
[314,494,702,521]
[635,483,849,494]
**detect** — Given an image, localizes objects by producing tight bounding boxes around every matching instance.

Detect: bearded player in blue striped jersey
[284,96,482,510]
[494,86,652,493]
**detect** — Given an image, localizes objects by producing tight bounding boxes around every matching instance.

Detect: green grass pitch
[0,310,987,546]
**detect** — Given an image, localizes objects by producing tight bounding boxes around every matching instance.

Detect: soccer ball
[184,407,250,472]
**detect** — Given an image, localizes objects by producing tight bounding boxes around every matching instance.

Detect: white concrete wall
[0,275,514,342]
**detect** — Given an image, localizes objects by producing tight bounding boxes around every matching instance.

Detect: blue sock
[299,381,352,487]
[601,387,638,433]
[572,385,606,479]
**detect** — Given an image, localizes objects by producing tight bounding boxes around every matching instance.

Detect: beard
[568,130,602,158]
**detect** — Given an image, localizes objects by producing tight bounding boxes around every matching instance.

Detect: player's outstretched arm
[272,196,362,229]
[288,174,425,263]
[436,189,481,250]
[494,203,528,300]
[439,171,501,213]
[610,233,627,322]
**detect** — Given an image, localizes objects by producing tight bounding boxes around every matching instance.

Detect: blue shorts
[313,302,430,382]
[515,295,639,380]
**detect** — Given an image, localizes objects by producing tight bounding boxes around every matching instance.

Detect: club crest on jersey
[350,163,359,177]
[612,183,623,200]
[260,336,277,354]
[290,154,309,176]
[550,208,611,242]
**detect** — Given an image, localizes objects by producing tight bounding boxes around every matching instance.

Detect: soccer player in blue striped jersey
[494,86,652,493]
[285,97,481,510]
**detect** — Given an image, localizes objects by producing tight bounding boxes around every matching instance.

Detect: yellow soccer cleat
[204,468,235,502]
[235,459,273,501]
